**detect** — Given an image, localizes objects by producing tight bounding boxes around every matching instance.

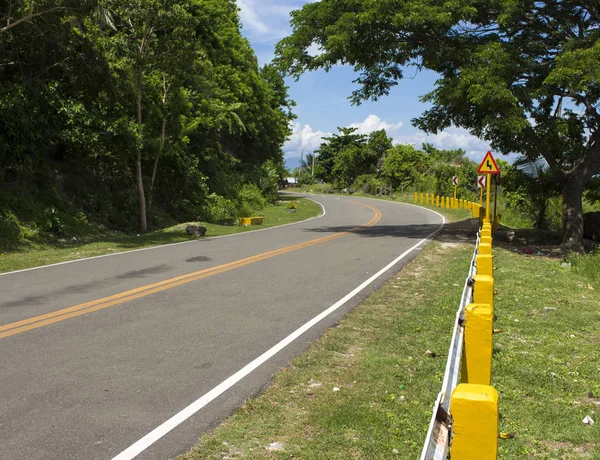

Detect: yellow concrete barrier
[414,192,418,203]
[479,242,492,255]
[450,384,499,459]
[463,304,493,385]
[480,235,492,248]
[471,204,480,218]
[426,194,430,204]
[420,193,424,204]
[436,196,440,207]
[473,274,494,314]
[240,217,263,226]
[476,253,494,277]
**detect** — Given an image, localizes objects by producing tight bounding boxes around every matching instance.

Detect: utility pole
[312,154,315,177]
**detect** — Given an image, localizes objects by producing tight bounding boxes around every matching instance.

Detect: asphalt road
[0,194,443,459]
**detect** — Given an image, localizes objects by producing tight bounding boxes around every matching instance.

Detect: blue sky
[237,0,493,166]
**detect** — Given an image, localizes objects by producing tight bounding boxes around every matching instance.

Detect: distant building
[280,177,299,189]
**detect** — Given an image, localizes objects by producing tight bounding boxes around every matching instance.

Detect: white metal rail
[420,237,480,460]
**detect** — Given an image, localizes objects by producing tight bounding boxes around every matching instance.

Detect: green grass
[178,221,600,459]
[567,249,600,283]
[0,198,322,274]
[493,249,600,458]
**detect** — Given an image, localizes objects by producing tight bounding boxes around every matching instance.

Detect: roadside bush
[42,207,65,235]
[0,211,26,250]
[297,171,316,186]
[202,193,237,222]
[352,174,385,194]
[237,184,267,217]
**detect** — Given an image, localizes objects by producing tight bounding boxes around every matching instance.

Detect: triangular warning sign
[478,151,500,174]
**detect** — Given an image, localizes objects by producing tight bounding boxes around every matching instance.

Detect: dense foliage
[276,0,600,252]
[298,127,598,233]
[0,0,294,247]
[303,127,481,198]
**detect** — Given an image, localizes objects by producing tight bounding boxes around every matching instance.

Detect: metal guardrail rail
[420,236,480,460]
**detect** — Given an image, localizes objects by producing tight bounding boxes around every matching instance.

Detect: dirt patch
[541,440,596,458]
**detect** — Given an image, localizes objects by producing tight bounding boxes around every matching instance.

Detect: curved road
[0,195,443,459]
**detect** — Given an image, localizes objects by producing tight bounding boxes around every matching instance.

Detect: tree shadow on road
[304,219,480,244]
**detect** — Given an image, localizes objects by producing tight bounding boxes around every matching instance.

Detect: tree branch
[1,7,69,34]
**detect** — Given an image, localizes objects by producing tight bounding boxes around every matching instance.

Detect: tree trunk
[136,67,147,233]
[148,117,166,212]
[561,178,585,253]
[148,75,168,213]
[535,199,547,230]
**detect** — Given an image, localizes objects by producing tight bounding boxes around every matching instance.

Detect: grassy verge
[179,224,600,459]
[0,197,321,274]
[493,249,600,458]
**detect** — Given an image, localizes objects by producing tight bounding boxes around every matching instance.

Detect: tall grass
[568,249,600,283]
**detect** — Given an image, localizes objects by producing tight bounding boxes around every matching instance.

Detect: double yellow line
[0,201,382,340]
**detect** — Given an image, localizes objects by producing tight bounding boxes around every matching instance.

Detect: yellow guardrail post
[414,192,418,203]
[420,193,424,204]
[450,384,499,459]
[478,241,492,255]
[462,303,493,385]
[473,274,494,314]
[476,253,493,277]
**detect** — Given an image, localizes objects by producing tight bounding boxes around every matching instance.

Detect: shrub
[352,174,385,194]
[0,211,26,250]
[202,193,237,222]
[237,184,267,217]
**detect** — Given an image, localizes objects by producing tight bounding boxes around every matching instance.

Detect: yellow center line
[0,200,382,340]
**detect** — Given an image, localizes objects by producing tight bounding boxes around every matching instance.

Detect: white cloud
[392,128,492,162]
[238,0,303,43]
[284,122,332,158]
[348,114,403,135]
[238,0,269,35]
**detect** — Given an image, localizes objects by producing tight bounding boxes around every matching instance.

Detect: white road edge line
[112,213,446,460]
[0,197,326,277]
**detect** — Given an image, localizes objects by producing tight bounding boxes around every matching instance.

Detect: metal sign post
[477,175,486,206]
[452,176,458,207]
[477,152,500,223]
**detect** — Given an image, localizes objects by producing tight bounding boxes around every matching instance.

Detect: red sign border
[478,151,500,175]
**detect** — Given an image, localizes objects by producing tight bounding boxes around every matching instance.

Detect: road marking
[112,212,446,460]
[0,201,380,340]
[0,197,327,277]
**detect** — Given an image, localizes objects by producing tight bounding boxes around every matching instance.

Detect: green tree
[503,158,561,230]
[276,0,600,252]
[381,144,429,190]
[314,127,367,182]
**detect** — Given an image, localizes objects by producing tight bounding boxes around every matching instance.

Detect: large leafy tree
[276,0,600,252]
[381,144,429,190]
[314,127,367,182]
